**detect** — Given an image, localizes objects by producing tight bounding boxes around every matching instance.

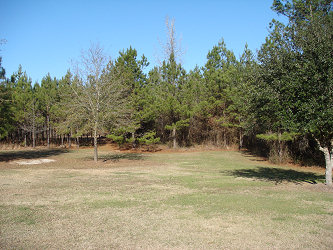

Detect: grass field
[0,147,332,249]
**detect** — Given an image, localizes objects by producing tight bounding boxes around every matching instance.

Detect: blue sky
[1,0,283,83]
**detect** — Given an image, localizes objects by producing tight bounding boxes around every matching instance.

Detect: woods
[0,0,332,184]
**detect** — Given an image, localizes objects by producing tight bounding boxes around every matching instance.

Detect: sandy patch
[14,159,56,165]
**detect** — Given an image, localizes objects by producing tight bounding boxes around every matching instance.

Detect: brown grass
[0,148,332,249]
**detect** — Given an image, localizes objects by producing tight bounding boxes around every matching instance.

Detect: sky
[1,0,284,83]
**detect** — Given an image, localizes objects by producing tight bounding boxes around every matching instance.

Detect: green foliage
[204,39,237,100]
[0,82,14,138]
[165,119,190,131]
[253,0,333,182]
[1,6,330,173]
[267,0,333,145]
[107,127,129,146]
[137,131,160,145]
[256,132,299,142]
[0,55,15,138]
[125,137,135,144]
[107,134,125,146]
[10,66,44,145]
[53,70,75,136]
[38,74,58,119]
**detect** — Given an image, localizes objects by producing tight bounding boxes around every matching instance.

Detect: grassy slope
[0,149,332,249]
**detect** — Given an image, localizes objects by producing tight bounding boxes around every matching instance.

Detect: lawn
[0,147,332,249]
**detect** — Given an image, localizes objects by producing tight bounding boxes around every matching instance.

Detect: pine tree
[203,39,238,147]
[108,47,149,146]
[11,66,42,148]
[0,57,14,139]
[38,73,58,148]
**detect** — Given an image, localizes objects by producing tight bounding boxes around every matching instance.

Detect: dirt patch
[304,183,333,193]
[13,159,56,165]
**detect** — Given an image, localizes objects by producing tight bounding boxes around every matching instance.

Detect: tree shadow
[85,153,144,162]
[223,167,325,184]
[0,149,69,162]
[240,150,267,162]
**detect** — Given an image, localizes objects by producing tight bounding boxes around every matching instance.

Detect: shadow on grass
[85,153,144,162]
[240,150,267,162]
[0,149,69,162]
[223,167,325,184]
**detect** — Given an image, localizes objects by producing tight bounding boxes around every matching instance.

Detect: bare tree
[70,44,130,162]
[156,16,185,66]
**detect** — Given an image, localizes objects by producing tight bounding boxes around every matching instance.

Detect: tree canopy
[0,1,332,184]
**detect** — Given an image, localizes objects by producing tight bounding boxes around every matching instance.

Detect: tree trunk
[223,128,227,148]
[131,132,136,148]
[76,137,80,148]
[316,139,333,186]
[322,147,332,186]
[32,108,36,148]
[239,129,243,150]
[24,133,27,147]
[172,126,177,149]
[278,132,282,163]
[216,130,220,146]
[16,128,20,146]
[47,115,50,149]
[61,135,64,148]
[68,130,72,148]
[93,123,98,162]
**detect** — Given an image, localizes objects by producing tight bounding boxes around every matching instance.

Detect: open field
[0,147,332,249]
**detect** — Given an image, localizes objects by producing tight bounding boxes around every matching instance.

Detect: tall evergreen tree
[38,73,58,148]
[203,39,239,147]
[11,66,42,147]
[54,70,74,147]
[257,0,333,184]
[109,47,149,144]
[0,57,14,139]
[232,44,258,149]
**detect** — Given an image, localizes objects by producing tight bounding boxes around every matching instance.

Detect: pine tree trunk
[216,130,220,146]
[278,132,282,163]
[16,128,20,146]
[223,128,227,148]
[172,127,177,149]
[132,132,136,148]
[61,135,64,148]
[239,129,243,150]
[47,115,50,149]
[68,129,72,148]
[32,107,36,148]
[76,137,80,148]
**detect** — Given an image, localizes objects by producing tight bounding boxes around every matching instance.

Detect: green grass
[0,148,332,249]
[0,205,37,226]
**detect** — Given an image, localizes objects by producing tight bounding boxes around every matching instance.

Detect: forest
[0,0,332,184]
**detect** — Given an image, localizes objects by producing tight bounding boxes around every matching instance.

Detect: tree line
[0,0,332,184]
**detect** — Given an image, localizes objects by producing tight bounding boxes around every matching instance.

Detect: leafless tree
[156,16,185,65]
[70,43,131,162]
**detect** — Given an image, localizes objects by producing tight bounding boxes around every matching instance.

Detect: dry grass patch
[0,148,332,249]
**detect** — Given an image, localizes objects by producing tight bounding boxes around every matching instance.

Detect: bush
[137,131,160,151]
[107,134,125,147]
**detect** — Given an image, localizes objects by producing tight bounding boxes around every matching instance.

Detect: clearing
[0,147,332,249]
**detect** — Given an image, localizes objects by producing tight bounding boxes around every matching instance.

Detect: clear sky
[1,0,283,83]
